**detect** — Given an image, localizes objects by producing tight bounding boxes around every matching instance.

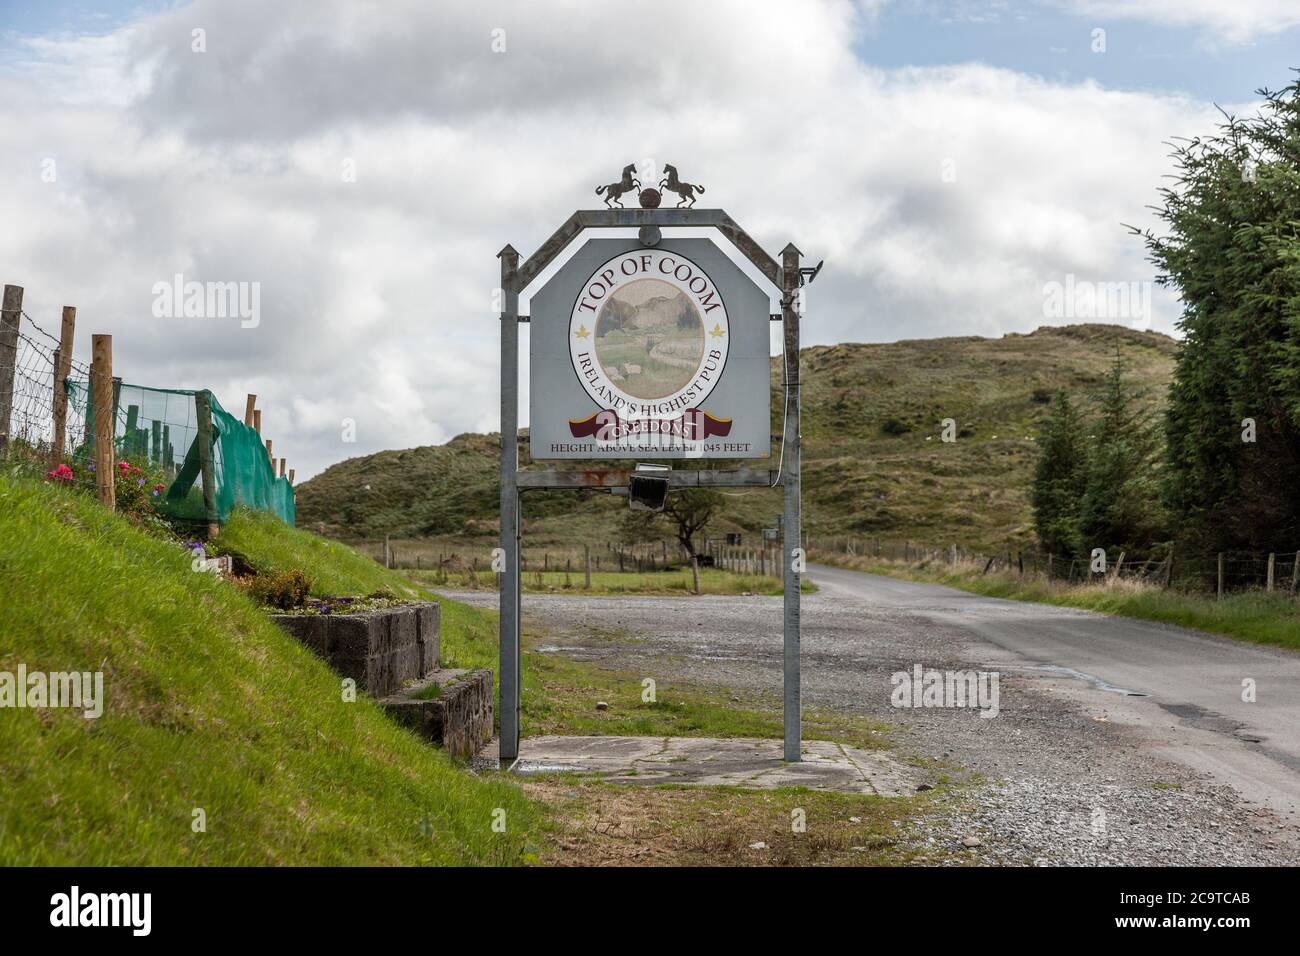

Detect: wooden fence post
[1164,550,1175,588]
[264,438,273,467]
[194,390,219,537]
[1217,553,1225,600]
[288,468,295,484]
[1267,553,1276,592]
[244,394,256,427]
[584,544,591,589]
[0,285,24,457]
[278,457,286,478]
[1290,551,1300,596]
[49,305,76,466]
[253,408,262,434]
[91,334,114,509]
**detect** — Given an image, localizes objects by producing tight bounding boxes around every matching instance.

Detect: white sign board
[529,237,771,460]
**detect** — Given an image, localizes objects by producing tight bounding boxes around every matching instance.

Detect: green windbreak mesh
[65,379,295,526]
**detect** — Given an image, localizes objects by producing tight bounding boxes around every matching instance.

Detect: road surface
[809,563,1300,814]
[447,563,1300,863]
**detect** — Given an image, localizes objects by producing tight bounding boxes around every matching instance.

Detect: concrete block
[380,669,493,758]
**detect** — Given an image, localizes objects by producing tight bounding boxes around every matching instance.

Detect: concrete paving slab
[511,735,922,795]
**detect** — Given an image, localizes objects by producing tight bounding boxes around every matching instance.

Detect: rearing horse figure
[595,164,641,208]
[659,164,705,207]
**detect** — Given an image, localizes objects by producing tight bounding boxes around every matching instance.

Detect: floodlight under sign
[628,463,671,512]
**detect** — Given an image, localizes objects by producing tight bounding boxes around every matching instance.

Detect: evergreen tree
[1134,75,1300,551]
[1031,391,1088,557]
[1077,347,1165,554]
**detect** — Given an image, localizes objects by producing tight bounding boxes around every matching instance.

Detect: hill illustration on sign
[534,240,770,459]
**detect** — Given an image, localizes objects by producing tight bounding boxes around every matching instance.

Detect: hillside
[297,324,1176,552]
[0,476,542,864]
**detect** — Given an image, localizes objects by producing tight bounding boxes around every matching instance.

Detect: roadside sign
[529,240,772,460]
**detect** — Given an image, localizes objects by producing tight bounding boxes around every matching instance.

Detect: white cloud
[1064,0,1300,43]
[0,0,1237,479]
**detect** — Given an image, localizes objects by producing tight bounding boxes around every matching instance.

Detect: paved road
[448,565,1300,862]
[808,563,1300,812]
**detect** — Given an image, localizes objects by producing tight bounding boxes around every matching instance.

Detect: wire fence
[1,302,294,525]
[1,311,90,456]
[804,535,1300,598]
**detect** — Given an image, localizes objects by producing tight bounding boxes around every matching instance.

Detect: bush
[881,417,911,436]
[242,569,312,610]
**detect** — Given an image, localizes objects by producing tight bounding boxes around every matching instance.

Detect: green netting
[65,379,295,526]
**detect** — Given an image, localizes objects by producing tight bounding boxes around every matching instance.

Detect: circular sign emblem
[569,249,729,417]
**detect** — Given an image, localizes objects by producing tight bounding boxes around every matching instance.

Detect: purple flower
[137,477,145,488]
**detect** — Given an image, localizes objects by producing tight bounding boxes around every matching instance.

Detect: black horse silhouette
[659,164,705,207]
[595,164,641,208]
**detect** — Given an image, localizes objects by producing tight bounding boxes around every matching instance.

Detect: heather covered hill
[297,324,1176,552]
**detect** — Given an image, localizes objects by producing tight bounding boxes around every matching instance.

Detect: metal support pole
[498,245,522,764]
[781,243,802,762]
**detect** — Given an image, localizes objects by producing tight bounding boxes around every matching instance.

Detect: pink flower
[45,464,74,483]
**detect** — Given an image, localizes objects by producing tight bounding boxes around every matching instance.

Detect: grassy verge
[411,567,815,596]
[520,637,889,750]
[526,778,954,866]
[814,551,1300,652]
[0,479,544,865]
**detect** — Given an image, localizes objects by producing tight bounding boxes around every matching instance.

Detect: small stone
[849,816,862,823]
[595,701,608,711]
[962,835,982,848]
[749,842,768,850]
[916,784,933,792]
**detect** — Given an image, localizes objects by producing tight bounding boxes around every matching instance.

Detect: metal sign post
[497,168,809,766]
[781,243,802,763]
[498,245,522,763]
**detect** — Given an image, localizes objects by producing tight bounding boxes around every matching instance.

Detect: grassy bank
[0,478,543,865]
[814,551,1300,652]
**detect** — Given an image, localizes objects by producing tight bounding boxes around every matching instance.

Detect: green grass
[411,567,812,596]
[0,477,544,865]
[520,638,889,750]
[821,552,1300,652]
[218,507,417,598]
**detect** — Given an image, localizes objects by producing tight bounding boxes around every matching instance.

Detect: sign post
[781,243,802,763]
[498,245,522,763]
[496,168,810,765]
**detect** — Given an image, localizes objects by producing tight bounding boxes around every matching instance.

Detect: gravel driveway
[445,564,1300,865]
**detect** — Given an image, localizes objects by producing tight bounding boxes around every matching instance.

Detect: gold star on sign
[575,324,590,339]
[710,323,725,338]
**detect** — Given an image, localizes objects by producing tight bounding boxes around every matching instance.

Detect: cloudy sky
[1,0,1296,478]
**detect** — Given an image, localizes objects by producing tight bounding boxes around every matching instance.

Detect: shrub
[243,569,312,610]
